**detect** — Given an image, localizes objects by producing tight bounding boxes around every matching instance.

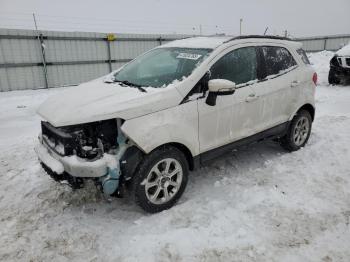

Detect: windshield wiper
[114,80,147,93]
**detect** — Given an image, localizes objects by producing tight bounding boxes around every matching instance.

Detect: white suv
[35,35,317,213]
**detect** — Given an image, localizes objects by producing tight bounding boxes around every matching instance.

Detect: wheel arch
[162,142,196,171]
[297,104,315,121]
[290,103,315,122]
[121,141,197,182]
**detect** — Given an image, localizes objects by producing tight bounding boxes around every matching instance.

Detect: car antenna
[263,27,269,35]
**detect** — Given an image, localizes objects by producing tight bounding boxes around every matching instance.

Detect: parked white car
[35,35,317,213]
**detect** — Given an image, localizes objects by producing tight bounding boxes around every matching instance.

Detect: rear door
[251,45,300,130]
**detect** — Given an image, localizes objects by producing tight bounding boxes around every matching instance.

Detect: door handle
[245,93,259,102]
[291,80,300,87]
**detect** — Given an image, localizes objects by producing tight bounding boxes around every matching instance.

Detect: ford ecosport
[35,35,317,213]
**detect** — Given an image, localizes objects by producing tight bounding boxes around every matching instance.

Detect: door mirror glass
[206,79,236,106]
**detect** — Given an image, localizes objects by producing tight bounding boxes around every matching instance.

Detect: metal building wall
[0,28,187,92]
[43,31,109,88]
[295,34,350,52]
[0,29,45,91]
[1,28,350,92]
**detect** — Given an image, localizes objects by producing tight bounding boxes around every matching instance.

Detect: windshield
[113,47,212,88]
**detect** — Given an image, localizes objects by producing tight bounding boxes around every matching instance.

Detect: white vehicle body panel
[121,100,199,156]
[37,79,183,127]
[37,36,315,162]
[121,39,313,157]
[197,85,259,152]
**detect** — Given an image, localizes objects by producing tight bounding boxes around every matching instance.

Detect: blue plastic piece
[100,129,129,195]
[101,167,119,195]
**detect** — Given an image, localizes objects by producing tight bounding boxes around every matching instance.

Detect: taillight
[312,72,317,85]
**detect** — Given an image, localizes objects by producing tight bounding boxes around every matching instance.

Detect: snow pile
[0,52,350,261]
[308,50,334,85]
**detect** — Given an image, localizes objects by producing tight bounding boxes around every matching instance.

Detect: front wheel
[132,146,189,213]
[281,110,312,151]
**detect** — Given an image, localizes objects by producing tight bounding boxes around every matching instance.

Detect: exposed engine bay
[41,119,120,160]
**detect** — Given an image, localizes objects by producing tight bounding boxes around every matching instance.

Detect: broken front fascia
[99,122,130,195]
[35,119,132,195]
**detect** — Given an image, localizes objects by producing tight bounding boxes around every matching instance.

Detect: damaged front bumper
[35,133,130,195]
[35,135,109,178]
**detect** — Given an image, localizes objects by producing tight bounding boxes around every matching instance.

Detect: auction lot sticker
[177,53,202,60]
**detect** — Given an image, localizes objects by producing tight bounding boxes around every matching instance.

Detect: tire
[328,69,340,85]
[281,110,312,152]
[131,146,189,213]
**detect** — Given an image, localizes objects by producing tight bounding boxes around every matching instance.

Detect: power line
[0,11,234,35]
[0,11,234,30]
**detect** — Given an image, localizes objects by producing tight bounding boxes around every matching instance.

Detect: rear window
[261,46,297,77]
[297,48,310,64]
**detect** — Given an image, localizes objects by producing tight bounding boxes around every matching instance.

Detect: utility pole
[192,27,196,36]
[199,24,202,35]
[239,18,243,35]
[33,13,49,89]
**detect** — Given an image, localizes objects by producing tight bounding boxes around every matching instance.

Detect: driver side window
[210,47,257,85]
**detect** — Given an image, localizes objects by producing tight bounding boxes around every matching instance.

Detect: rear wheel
[328,68,340,85]
[281,110,312,151]
[132,146,188,213]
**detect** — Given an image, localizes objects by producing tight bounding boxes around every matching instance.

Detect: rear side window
[210,47,257,85]
[261,46,297,77]
[297,48,310,64]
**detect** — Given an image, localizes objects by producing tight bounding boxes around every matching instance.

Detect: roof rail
[206,33,227,37]
[223,35,294,43]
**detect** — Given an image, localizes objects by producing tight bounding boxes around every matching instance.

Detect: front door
[197,46,260,153]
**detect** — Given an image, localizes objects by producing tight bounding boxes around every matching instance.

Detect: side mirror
[206,79,236,106]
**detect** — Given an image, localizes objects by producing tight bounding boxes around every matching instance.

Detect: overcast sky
[0,0,349,37]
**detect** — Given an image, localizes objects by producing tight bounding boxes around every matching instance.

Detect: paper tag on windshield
[177,53,202,60]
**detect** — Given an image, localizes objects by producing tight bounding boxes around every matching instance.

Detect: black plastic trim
[120,146,144,180]
[198,122,289,165]
[224,35,294,44]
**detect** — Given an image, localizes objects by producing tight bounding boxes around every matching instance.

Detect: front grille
[41,121,74,156]
[337,58,343,65]
[346,58,350,66]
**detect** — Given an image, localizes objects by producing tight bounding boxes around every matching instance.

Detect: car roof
[160,35,302,50]
[160,36,232,49]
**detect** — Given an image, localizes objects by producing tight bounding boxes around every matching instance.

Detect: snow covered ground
[0,51,350,262]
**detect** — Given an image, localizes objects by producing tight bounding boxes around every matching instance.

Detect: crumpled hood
[37,80,183,127]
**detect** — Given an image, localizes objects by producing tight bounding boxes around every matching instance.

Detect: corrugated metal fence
[0,28,187,91]
[1,28,350,92]
[296,34,350,52]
